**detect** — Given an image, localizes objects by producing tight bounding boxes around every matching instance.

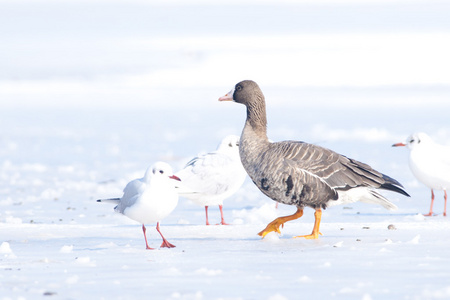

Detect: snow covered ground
[1,0,450,299]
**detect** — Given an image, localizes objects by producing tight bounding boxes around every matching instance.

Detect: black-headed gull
[219,80,410,239]
[393,132,450,216]
[97,162,181,249]
[175,135,247,225]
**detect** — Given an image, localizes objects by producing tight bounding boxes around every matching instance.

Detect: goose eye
[228,143,233,147]
[409,139,415,143]
[159,170,164,174]
[236,85,242,91]
[417,139,421,144]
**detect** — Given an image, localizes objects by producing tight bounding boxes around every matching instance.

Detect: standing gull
[219,80,409,239]
[175,135,247,225]
[393,132,450,216]
[97,162,181,249]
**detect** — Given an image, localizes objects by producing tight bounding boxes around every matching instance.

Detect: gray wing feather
[247,142,338,208]
[255,141,407,208]
[278,141,389,190]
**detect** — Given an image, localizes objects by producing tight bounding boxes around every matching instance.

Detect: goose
[175,135,247,225]
[393,132,450,216]
[97,162,180,249]
[219,80,409,239]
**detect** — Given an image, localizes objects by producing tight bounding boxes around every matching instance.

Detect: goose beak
[218,89,233,101]
[392,142,406,147]
[169,175,181,181]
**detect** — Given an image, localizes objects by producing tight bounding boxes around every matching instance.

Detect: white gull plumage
[219,80,410,239]
[393,132,450,216]
[97,161,180,249]
[175,135,247,225]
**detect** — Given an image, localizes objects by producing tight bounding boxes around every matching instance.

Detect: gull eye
[228,143,233,147]
[159,170,164,174]
[417,139,421,144]
[409,139,415,143]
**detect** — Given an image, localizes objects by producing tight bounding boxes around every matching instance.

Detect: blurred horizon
[1,0,449,109]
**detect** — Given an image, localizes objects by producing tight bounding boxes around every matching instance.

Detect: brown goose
[219,80,410,239]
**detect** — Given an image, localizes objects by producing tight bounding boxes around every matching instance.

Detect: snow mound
[60,245,74,253]
[0,242,12,254]
[194,268,223,276]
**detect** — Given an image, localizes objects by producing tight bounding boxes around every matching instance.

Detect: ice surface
[1,0,450,299]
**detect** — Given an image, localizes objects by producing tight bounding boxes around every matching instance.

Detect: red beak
[392,142,406,147]
[169,175,181,181]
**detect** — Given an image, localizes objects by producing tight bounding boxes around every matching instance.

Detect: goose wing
[276,141,407,195]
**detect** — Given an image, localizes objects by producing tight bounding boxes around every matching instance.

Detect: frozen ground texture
[1,0,450,299]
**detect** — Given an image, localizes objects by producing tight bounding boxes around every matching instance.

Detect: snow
[1,0,450,299]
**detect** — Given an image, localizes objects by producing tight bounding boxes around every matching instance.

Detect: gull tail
[96,198,120,204]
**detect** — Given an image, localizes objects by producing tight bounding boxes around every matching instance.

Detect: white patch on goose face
[230,87,236,101]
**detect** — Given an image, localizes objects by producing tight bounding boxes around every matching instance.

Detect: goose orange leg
[258,207,303,238]
[295,208,323,239]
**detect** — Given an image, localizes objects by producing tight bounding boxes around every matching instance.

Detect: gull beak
[392,142,406,147]
[169,175,181,181]
[218,89,234,101]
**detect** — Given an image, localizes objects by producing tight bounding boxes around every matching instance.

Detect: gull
[393,132,450,216]
[219,80,409,239]
[97,162,181,249]
[175,135,247,225]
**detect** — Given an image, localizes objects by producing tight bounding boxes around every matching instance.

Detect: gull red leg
[217,205,230,225]
[205,206,210,225]
[156,222,175,248]
[424,189,435,216]
[142,224,154,250]
[444,190,447,217]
